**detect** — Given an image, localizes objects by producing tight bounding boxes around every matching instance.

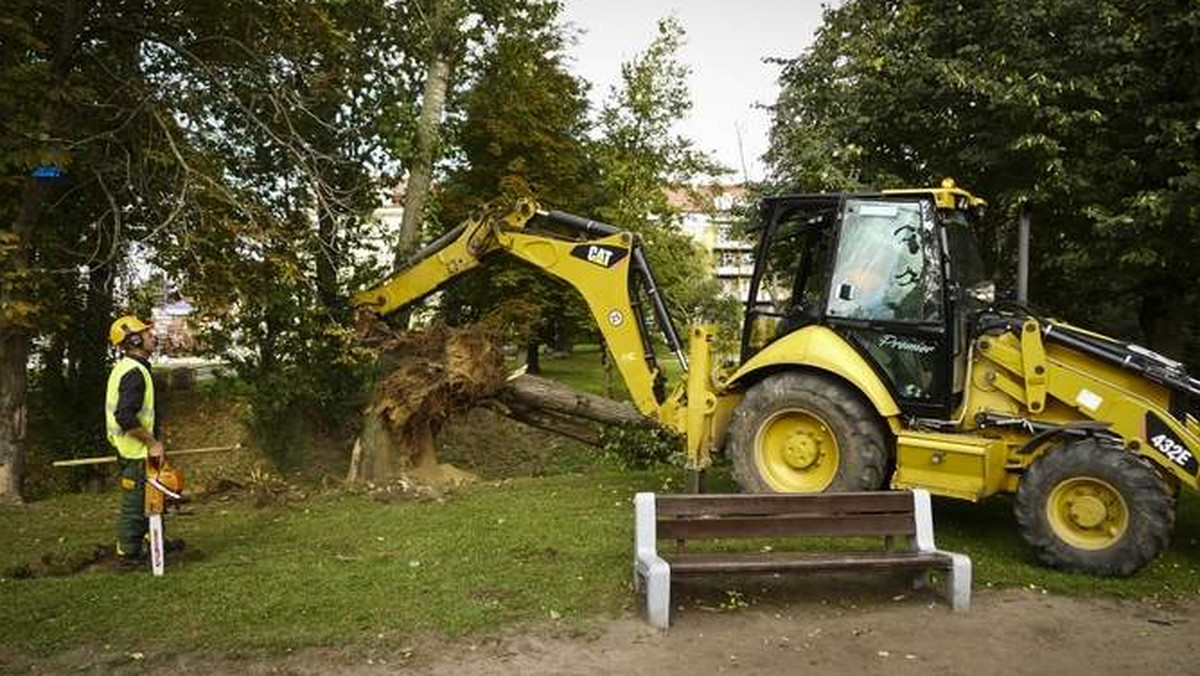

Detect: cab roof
[761,178,987,211]
[882,178,987,210]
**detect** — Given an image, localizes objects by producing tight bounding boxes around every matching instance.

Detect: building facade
[668,185,754,303]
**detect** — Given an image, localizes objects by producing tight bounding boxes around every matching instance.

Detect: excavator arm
[353,198,693,423]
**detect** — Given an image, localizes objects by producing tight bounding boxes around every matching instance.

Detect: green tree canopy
[433,0,596,363]
[767,0,1200,362]
[593,16,731,328]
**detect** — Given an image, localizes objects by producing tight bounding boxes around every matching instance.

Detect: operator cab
[743,179,990,419]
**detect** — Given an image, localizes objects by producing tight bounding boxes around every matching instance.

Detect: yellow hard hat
[109,315,153,347]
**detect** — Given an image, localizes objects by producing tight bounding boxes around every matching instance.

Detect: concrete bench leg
[634,492,672,628]
[945,552,972,611]
[644,559,671,629]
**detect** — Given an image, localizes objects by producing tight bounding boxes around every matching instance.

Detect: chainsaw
[144,458,185,577]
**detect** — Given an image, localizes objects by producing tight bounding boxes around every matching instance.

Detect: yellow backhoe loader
[354,180,1200,577]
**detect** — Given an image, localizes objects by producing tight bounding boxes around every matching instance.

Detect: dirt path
[28,586,1197,675]
[408,588,1197,676]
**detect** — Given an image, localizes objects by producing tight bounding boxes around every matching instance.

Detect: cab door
[824,197,951,418]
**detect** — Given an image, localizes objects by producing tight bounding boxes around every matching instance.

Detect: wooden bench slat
[655,492,914,517]
[666,550,950,575]
[656,512,917,540]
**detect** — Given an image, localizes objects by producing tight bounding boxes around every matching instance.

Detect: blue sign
[32,165,64,179]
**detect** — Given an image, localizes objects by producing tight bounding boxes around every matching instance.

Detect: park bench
[633,489,971,628]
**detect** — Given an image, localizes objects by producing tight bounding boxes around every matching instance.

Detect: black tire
[1015,438,1175,577]
[728,371,888,493]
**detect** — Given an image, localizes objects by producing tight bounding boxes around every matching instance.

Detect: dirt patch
[3,541,206,579]
[407,587,1199,676]
[14,588,1197,675]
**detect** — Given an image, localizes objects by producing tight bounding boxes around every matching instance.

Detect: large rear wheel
[1015,438,1175,576]
[728,372,888,493]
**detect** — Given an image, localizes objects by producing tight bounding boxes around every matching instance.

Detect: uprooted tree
[345,322,656,486]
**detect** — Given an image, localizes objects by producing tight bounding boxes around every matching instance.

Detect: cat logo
[587,246,613,266]
[570,243,628,269]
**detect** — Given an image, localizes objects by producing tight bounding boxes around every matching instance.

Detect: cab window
[826,199,942,323]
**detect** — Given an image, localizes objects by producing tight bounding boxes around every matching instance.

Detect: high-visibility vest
[105,356,155,459]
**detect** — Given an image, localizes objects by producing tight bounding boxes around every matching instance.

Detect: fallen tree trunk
[496,402,603,447]
[501,375,656,430]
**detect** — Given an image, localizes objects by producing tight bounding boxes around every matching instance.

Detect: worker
[105,314,165,565]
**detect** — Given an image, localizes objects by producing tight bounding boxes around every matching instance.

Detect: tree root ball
[349,323,508,487]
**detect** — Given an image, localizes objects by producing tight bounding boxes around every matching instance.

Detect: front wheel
[727,372,888,493]
[1015,438,1175,576]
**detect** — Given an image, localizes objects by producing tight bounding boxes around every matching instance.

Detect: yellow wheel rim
[754,407,839,492]
[1046,477,1129,550]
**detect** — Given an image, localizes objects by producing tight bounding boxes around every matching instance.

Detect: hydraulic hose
[539,209,689,372]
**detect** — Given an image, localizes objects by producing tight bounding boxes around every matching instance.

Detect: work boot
[114,550,145,572]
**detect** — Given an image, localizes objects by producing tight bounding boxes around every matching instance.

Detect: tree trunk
[0,0,84,503]
[395,49,453,265]
[346,323,657,487]
[524,341,541,375]
[502,375,655,429]
[551,319,574,356]
[1139,283,1187,360]
[0,333,28,503]
[74,264,114,438]
[499,402,603,446]
[0,173,51,505]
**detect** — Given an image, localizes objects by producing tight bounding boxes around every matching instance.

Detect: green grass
[7,349,1200,660]
[0,471,673,657]
[5,468,1200,659]
[534,344,685,401]
[933,491,1200,596]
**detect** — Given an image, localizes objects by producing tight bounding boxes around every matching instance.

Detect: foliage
[2,2,746,496]
[766,0,1200,364]
[593,17,731,328]
[0,1,429,483]
[433,3,596,352]
[599,425,681,470]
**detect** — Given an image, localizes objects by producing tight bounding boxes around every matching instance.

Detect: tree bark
[1139,283,1187,360]
[0,333,28,503]
[501,375,655,429]
[499,402,603,446]
[551,319,574,356]
[396,55,451,257]
[0,172,52,505]
[395,5,457,267]
[524,341,541,375]
[390,9,456,329]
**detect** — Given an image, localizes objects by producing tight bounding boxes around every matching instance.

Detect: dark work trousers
[116,457,148,558]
